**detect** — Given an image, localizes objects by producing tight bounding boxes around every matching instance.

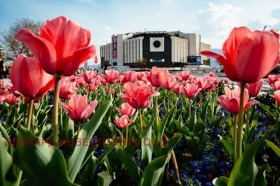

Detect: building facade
[100,31,211,69]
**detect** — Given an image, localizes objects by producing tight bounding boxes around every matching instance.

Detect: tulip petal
[10,54,41,97]
[236,31,280,82]
[14,29,57,75]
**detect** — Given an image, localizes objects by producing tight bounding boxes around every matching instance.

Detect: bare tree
[0,18,42,59]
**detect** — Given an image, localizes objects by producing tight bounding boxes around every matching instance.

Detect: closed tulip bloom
[201,27,279,83]
[218,87,258,114]
[6,94,21,105]
[180,83,201,99]
[115,115,133,128]
[10,54,54,102]
[0,88,9,103]
[162,76,177,90]
[245,79,264,97]
[118,81,160,109]
[272,90,280,105]
[116,102,136,118]
[15,16,96,76]
[148,67,170,87]
[61,95,98,122]
[267,74,280,86]
[59,80,77,99]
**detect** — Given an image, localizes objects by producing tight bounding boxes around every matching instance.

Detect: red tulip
[14,16,96,76]
[61,95,98,122]
[118,81,159,109]
[116,102,136,118]
[10,54,54,102]
[115,115,133,128]
[147,67,170,87]
[201,27,280,83]
[218,87,258,114]
[244,79,264,97]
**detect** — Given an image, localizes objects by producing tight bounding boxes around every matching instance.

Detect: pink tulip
[102,69,120,84]
[10,54,54,102]
[15,16,96,76]
[120,71,138,84]
[59,80,77,99]
[0,88,9,103]
[162,76,177,90]
[181,70,191,81]
[115,115,133,128]
[272,90,280,105]
[61,95,98,122]
[201,27,279,83]
[218,87,258,114]
[172,83,181,94]
[180,83,201,99]
[80,70,97,84]
[6,94,21,105]
[118,81,159,109]
[116,102,136,118]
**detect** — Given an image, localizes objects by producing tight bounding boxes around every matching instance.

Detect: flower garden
[0,16,280,186]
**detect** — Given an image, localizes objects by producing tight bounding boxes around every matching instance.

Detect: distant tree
[0,18,42,59]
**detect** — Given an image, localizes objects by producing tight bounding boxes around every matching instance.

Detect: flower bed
[0,16,280,186]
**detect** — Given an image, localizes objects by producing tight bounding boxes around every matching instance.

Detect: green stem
[167,90,170,111]
[52,75,61,147]
[188,98,192,118]
[77,121,81,137]
[126,126,129,147]
[154,94,159,134]
[27,98,34,131]
[236,82,246,161]
[233,114,238,162]
[139,108,143,133]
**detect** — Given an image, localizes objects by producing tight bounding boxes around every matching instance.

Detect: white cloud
[197,3,244,47]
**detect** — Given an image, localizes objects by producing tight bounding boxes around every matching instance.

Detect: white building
[100,31,211,69]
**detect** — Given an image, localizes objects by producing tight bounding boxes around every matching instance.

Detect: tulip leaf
[90,147,114,178]
[265,139,280,157]
[158,107,175,139]
[96,172,113,186]
[188,108,197,131]
[228,139,266,186]
[139,155,171,186]
[200,99,209,121]
[141,121,153,169]
[0,135,21,186]
[157,133,182,156]
[14,126,75,186]
[212,176,229,186]
[67,98,112,182]
[221,137,234,158]
[116,148,141,183]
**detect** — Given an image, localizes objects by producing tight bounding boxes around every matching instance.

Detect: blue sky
[1,0,280,65]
